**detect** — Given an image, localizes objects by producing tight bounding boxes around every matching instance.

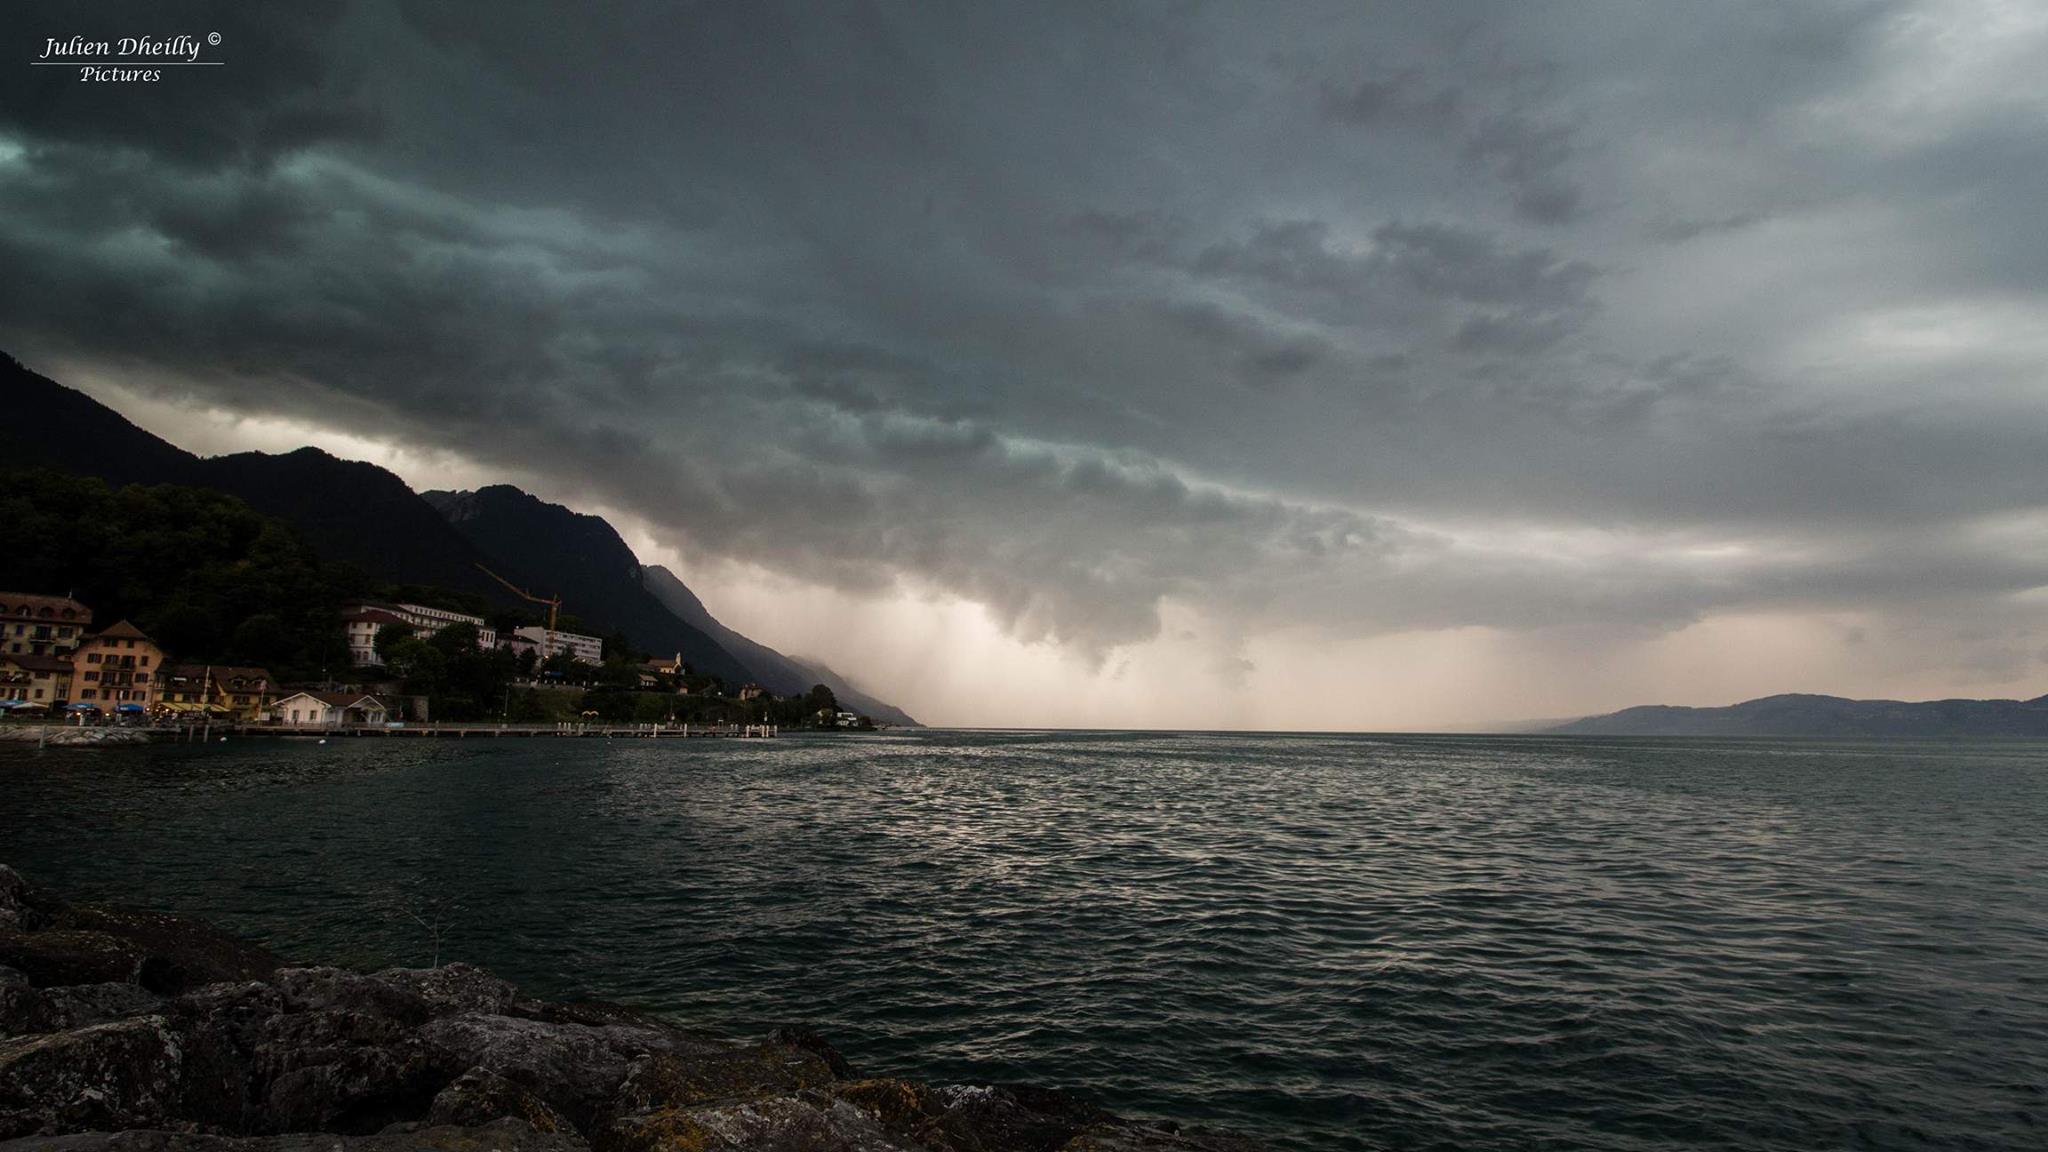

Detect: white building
[385,603,498,649]
[512,626,603,665]
[341,602,498,667]
[270,691,390,727]
[342,608,410,667]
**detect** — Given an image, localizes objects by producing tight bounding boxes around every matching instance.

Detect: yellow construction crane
[475,563,562,655]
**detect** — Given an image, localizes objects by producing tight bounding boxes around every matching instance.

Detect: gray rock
[35,986,165,1033]
[598,1092,916,1152]
[0,1016,182,1138]
[274,970,430,1027]
[612,1045,837,1115]
[0,932,144,990]
[0,971,38,1039]
[0,871,36,933]
[165,978,444,1136]
[425,1067,572,1135]
[19,905,277,996]
[368,968,515,1019]
[416,1016,630,1122]
[247,1004,446,1134]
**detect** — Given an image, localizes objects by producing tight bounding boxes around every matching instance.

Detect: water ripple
[4,732,2047,1150]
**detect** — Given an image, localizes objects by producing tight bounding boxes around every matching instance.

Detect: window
[86,652,100,663]
[81,689,96,700]
[83,671,98,682]
[32,689,42,700]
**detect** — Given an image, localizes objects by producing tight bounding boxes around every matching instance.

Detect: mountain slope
[1547,692,2048,737]
[2,354,200,486]
[192,449,517,601]
[423,486,752,682]
[3,357,525,603]
[642,564,919,726]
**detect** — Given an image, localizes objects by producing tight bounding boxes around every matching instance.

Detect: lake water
[3,731,2045,1150]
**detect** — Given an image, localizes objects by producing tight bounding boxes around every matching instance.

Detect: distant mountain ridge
[1,353,917,722]
[1548,692,2048,737]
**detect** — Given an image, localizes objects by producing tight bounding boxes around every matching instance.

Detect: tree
[0,470,365,680]
[804,684,838,716]
[381,634,443,684]
[373,622,417,664]
[426,621,480,660]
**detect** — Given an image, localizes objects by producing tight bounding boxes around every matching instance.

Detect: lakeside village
[0,590,876,737]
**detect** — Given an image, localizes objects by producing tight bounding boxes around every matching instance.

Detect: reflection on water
[4,731,2046,1151]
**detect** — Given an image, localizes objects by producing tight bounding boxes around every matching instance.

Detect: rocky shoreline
[0,867,1258,1152]
[0,728,154,747]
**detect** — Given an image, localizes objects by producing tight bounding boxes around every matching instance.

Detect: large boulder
[161,982,282,1132]
[370,968,516,1019]
[0,870,39,932]
[24,985,166,1035]
[416,1015,635,1124]
[161,974,449,1136]
[0,969,39,1038]
[0,1016,183,1138]
[0,901,275,997]
[425,1067,572,1134]
[273,969,431,1026]
[0,933,147,990]
[597,1091,918,1152]
[613,1044,839,1112]
[829,1080,1115,1152]
[39,908,278,996]
[245,992,448,1134]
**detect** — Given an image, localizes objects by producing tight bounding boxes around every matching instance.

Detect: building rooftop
[0,593,91,622]
[276,690,384,708]
[0,653,75,674]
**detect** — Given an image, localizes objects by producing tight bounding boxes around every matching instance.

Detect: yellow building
[0,593,92,657]
[0,653,72,707]
[67,620,165,713]
[159,664,277,720]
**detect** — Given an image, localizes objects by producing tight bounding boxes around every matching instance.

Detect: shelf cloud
[6,0,2048,724]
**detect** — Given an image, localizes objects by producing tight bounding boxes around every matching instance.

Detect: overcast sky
[7,1,2048,728]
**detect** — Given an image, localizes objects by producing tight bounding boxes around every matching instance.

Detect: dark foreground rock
[0,867,1262,1152]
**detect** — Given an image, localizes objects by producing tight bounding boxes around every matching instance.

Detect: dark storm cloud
[2,0,377,166]
[5,0,2048,660]
[1320,71,1584,224]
